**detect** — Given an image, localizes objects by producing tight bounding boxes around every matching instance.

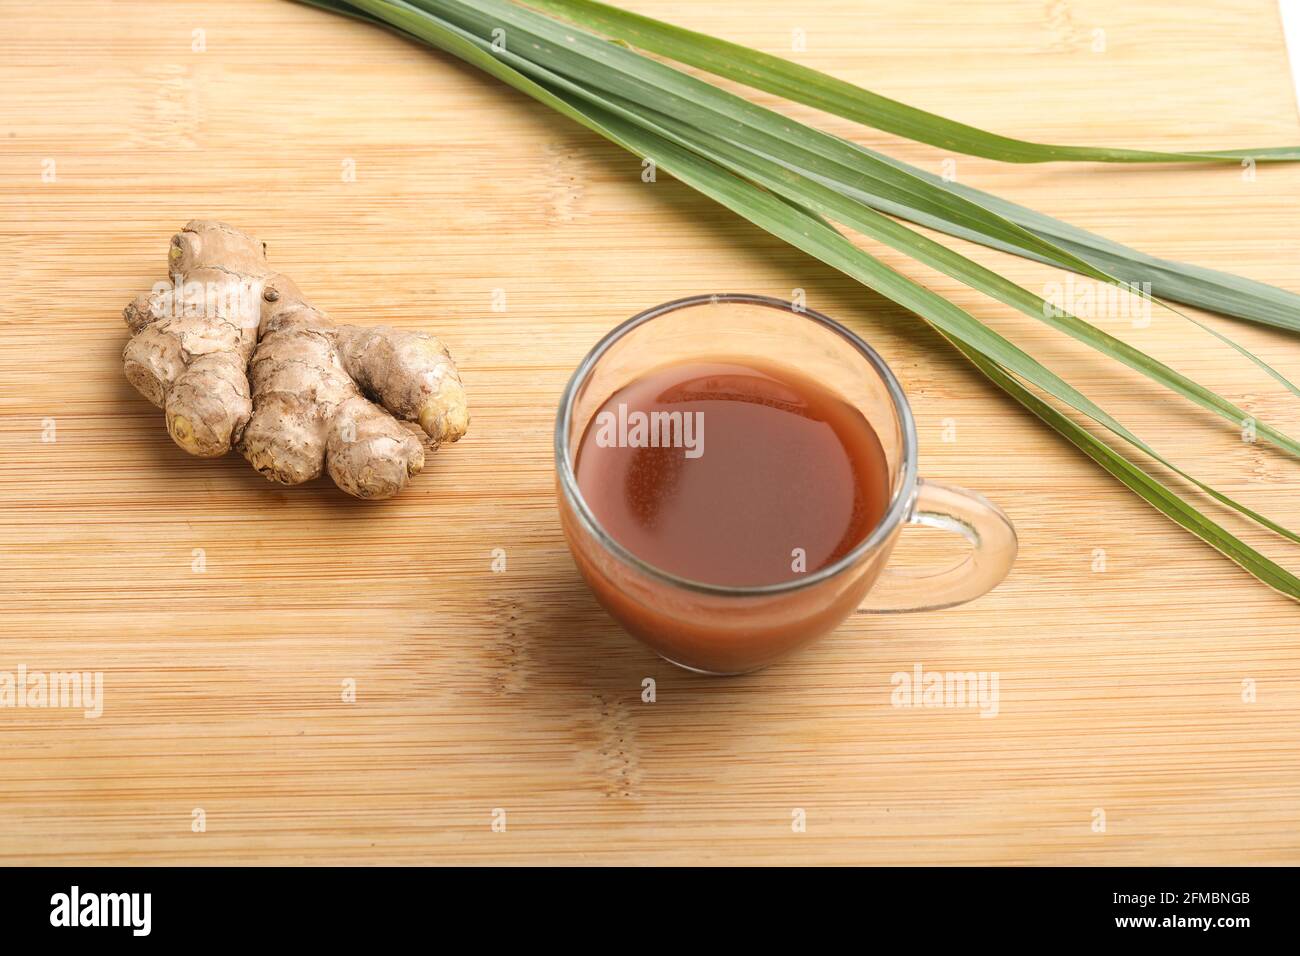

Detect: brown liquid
[575,359,891,587]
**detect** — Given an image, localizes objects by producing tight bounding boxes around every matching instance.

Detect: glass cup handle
[859,478,1017,614]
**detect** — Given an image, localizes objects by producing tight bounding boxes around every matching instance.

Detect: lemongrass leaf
[427,0,1300,366]
[305,0,1300,352]
[400,0,1131,286]
[412,0,1300,394]
[836,142,1300,334]
[526,0,1300,165]
[600,92,1300,458]
[748,138,1300,392]
[942,333,1300,600]
[523,0,1300,332]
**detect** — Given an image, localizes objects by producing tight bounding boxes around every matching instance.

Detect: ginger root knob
[122,221,468,499]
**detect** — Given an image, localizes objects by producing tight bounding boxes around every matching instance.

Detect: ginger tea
[574,359,891,587]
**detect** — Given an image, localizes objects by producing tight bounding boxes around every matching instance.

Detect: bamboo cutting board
[1,0,1298,865]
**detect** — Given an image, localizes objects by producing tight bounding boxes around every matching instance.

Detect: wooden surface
[1,0,1298,865]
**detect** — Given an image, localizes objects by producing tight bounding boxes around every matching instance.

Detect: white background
[1282,0,1300,104]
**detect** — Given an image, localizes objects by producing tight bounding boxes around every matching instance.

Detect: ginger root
[123,221,468,499]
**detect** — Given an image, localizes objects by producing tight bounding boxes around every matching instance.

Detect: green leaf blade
[526,0,1300,164]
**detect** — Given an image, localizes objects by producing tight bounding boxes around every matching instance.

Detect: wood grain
[1,0,1298,865]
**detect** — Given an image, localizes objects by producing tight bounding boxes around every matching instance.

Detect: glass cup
[555,294,1017,675]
